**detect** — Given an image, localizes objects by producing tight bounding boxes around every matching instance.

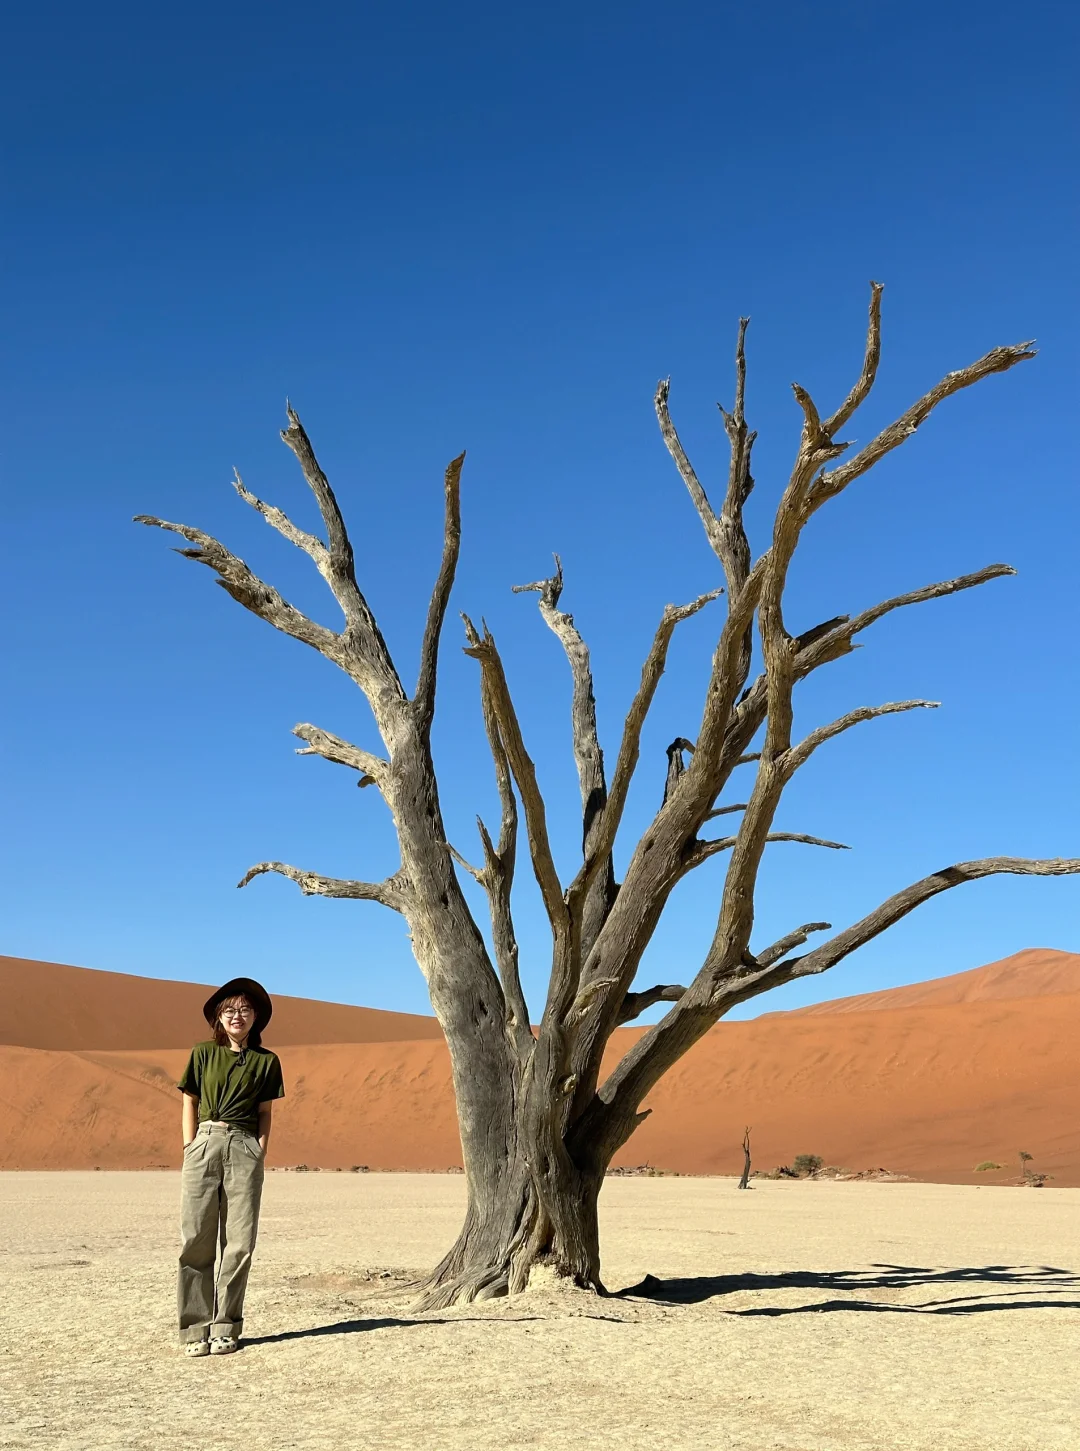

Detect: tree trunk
[414,1115,605,1310]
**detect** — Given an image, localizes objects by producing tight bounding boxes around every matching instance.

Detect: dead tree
[137,284,1080,1307]
[738,1127,752,1190]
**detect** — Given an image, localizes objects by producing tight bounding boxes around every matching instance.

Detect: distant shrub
[792,1154,824,1178]
[974,1161,1004,1172]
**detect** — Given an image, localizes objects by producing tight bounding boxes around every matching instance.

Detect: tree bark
[414,1097,605,1310]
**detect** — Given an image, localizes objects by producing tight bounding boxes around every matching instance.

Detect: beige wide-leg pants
[178,1122,265,1343]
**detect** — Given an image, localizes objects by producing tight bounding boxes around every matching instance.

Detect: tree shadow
[617,1264,1080,1316]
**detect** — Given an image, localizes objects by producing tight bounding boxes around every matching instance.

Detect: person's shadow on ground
[244,1313,546,1346]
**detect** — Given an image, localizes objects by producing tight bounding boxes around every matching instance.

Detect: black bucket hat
[203,977,273,1035]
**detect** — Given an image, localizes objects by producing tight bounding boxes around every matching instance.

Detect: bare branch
[569,309,1037,1148]
[755,921,831,969]
[654,379,726,564]
[790,382,824,442]
[279,406,404,696]
[462,620,566,936]
[279,406,359,593]
[133,516,342,658]
[237,860,407,912]
[513,558,617,956]
[598,590,722,836]
[715,316,757,595]
[714,565,1012,813]
[462,615,517,866]
[657,318,758,600]
[460,616,530,1044]
[474,817,532,1054]
[776,858,1080,983]
[513,555,606,849]
[807,341,1037,517]
[824,281,884,437]
[617,984,687,1025]
[797,564,1017,676]
[292,723,388,788]
[786,700,939,774]
[705,802,748,821]
[415,453,466,734]
[795,616,851,652]
[233,469,330,568]
[582,855,1080,1172]
[140,407,409,717]
[684,832,850,872]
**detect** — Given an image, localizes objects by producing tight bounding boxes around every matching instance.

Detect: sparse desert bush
[974,1161,1004,1172]
[793,1154,824,1177]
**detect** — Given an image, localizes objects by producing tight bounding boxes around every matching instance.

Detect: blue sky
[3,0,1078,1020]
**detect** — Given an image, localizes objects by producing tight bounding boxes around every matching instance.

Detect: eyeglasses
[221,1009,253,1020]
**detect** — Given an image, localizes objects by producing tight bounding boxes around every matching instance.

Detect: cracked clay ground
[1,1174,1077,1451]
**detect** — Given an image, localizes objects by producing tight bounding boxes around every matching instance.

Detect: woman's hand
[181,1091,199,1149]
[257,1100,274,1156]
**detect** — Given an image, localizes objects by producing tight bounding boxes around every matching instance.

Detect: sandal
[184,1341,210,1358]
[209,1336,239,1355]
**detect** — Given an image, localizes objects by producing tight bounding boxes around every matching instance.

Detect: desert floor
[1,1174,1077,1451]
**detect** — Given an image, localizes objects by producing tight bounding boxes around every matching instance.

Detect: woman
[176,976,285,1357]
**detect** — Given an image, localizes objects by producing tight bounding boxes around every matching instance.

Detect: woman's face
[218,997,255,1043]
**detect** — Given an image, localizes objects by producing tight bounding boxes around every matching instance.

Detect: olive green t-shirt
[177,1041,285,1136]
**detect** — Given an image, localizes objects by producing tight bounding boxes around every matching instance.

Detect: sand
[4,994,1078,1185]
[1,1172,1077,1451]
[3,948,1078,1183]
[0,954,444,1051]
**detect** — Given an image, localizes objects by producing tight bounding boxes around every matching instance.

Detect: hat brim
[203,977,273,1034]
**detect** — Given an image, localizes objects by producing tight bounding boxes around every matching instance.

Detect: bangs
[218,995,254,1015]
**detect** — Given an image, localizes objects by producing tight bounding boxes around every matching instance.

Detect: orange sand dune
[779,947,1080,1015]
[3,973,1077,1185]
[0,955,443,1050]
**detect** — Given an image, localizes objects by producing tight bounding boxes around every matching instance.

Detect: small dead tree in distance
[738,1127,752,1190]
[137,284,1080,1308]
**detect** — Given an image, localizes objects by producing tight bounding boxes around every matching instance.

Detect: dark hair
[212,995,263,1049]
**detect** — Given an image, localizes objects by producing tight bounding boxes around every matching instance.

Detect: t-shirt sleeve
[177,1047,201,1097]
[261,1053,285,1103]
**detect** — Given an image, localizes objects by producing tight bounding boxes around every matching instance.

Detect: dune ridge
[778,947,1080,1015]
[0,954,443,1050]
[1,948,1077,1185]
